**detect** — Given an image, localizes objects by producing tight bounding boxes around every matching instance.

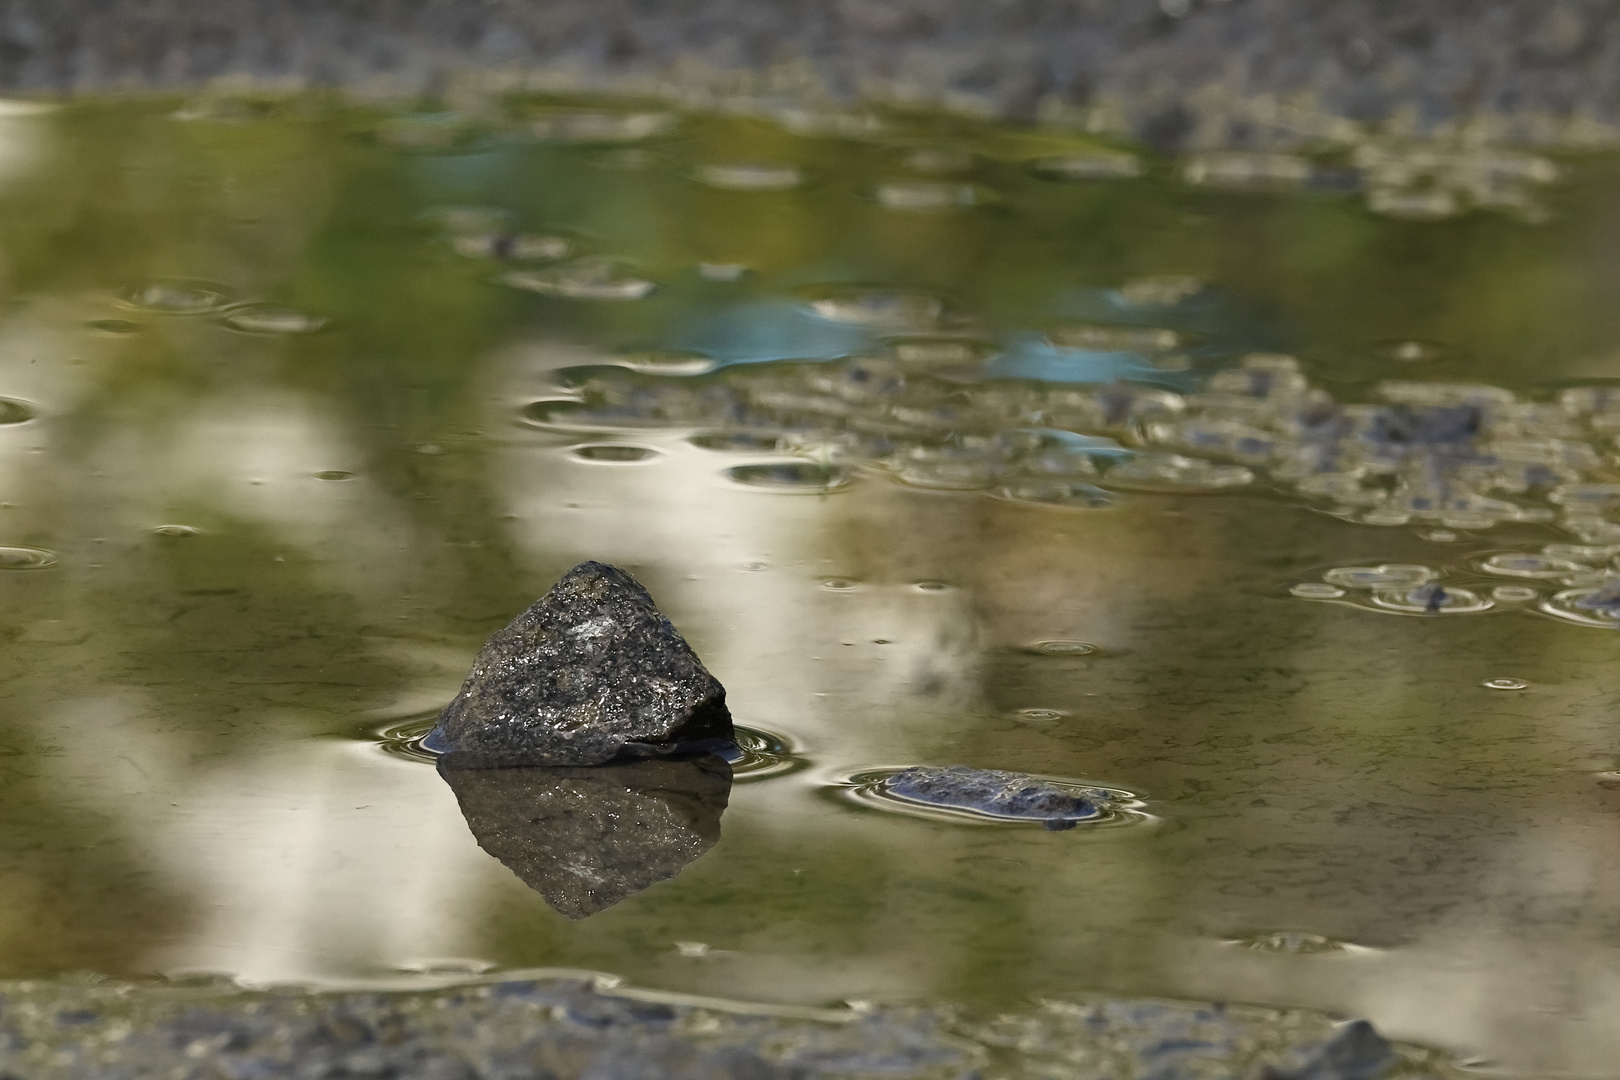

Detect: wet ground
[0,94,1618,1076]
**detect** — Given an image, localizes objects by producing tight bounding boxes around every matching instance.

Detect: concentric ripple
[718,726,808,781]
[0,546,57,570]
[118,280,235,315]
[369,715,801,777]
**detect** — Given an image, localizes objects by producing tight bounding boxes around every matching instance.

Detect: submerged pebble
[846,766,1141,830]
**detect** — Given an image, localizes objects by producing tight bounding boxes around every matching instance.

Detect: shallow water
[0,94,1618,1075]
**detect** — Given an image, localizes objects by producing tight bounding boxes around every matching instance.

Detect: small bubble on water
[119,280,235,315]
[0,398,34,425]
[1102,453,1253,492]
[315,470,355,481]
[1323,564,1437,589]
[802,286,943,329]
[527,109,676,144]
[503,258,656,301]
[151,525,199,538]
[569,443,661,463]
[871,180,981,211]
[1048,323,1184,353]
[697,262,750,282]
[914,581,950,592]
[820,578,859,591]
[1367,186,1460,220]
[741,561,767,572]
[1483,677,1529,690]
[675,941,710,958]
[726,462,852,493]
[221,304,326,335]
[690,431,787,453]
[1541,583,1620,628]
[1030,639,1096,655]
[1017,708,1068,721]
[1491,585,1539,602]
[85,318,140,336]
[0,546,57,570]
[618,350,713,375]
[1480,552,1584,578]
[1291,582,1347,599]
[1116,275,1205,307]
[1376,338,1452,363]
[994,479,1113,509]
[451,232,572,262]
[897,146,976,176]
[1419,528,1459,542]
[692,161,804,191]
[1371,583,1492,614]
[1028,153,1143,181]
[886,336,996,367]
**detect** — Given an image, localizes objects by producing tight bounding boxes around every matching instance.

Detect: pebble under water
[0,93,1619,1077]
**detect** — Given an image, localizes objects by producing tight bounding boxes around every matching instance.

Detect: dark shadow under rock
[428,561,733,767]
[439,754,732,919]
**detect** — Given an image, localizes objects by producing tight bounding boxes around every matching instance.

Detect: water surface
[0,95,1618,1075]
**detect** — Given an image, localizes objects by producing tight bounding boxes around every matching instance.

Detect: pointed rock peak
[428,561,732,766]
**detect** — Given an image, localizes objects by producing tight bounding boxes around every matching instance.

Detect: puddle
[2,94,1620,1077]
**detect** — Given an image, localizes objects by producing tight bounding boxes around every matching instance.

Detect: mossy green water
[0,94,1616,1076]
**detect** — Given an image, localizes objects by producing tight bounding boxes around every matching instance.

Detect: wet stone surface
[881,767,1105,829]
[427,562,733,767]
[438,754,731,919]
[0,977,1442,1080]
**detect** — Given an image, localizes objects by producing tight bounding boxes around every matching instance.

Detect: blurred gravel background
[0,0,1617,147]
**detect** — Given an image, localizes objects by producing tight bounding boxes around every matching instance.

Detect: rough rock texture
[438,754,731,918]
[882,766,1102,828]
[0,975,1441,1080]
[1,1,1620,148]
[428,561,732,767]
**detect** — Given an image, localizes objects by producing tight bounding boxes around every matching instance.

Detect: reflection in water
[1,96,1620,1077]
[437,754,732,919]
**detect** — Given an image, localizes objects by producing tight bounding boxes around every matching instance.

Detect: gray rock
[428,561,732,767]
[438,754,731,918]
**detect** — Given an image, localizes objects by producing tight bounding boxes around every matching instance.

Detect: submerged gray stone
[882,766,1103,829]
[429,561,732,767]
[438,754,731,919]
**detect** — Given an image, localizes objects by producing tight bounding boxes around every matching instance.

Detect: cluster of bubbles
[1182,144,1559,221]
[1291,547,1620,629]
[521,315,1620,545]
[116,280,326,334]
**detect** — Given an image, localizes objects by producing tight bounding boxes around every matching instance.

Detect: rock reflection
[437,754,732,919]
